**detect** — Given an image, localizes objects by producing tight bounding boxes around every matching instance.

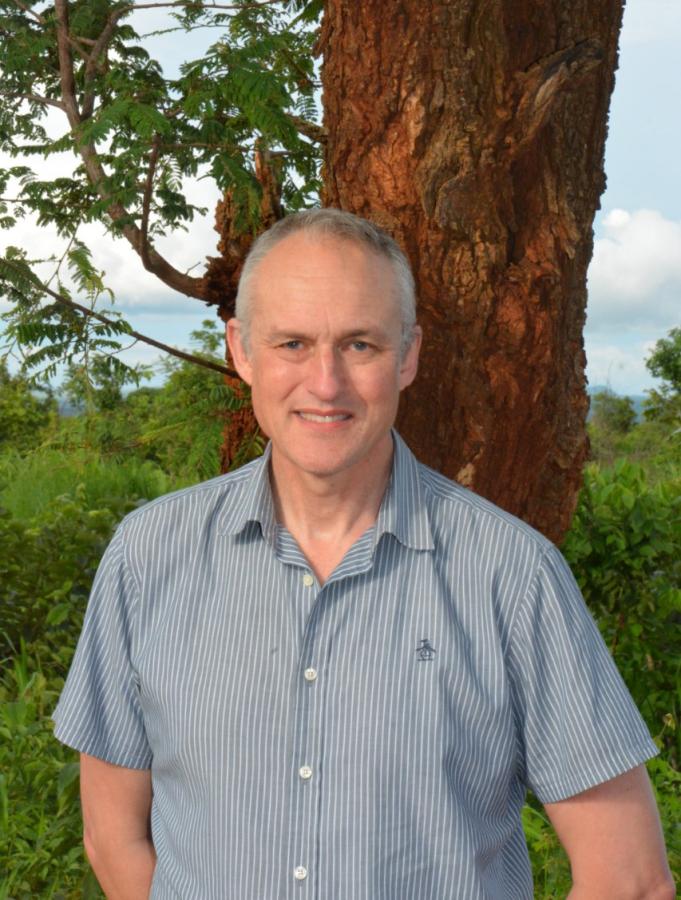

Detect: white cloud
[586,208,681,333]
[584,339,658,396]
[620,0,681,47]
[1,171,223,315]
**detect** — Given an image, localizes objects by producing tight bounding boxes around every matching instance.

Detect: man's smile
[295,410,353,423]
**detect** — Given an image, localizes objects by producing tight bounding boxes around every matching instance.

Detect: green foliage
[0,488,130,663]
[0,359,56,451]
[0,449,170,521]
[590,389,636,435]
[0,244,146,389]
[647,755,681,881]
[0,0,322,237]
[46,319,262,482]
[644,327,681,428]
[562,461,681,766]
[134,322,262,480]
[62,353,150,414]
[588,401,680,483]
[0,0,323,387]
[647,327,681,394]
[644,389,681,430]
[0,644,103,898]
[521,799,571,898]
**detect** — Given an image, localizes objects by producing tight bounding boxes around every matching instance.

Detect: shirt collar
[218,430,434,552]
[374,430,435,551]
[217,441,278,544]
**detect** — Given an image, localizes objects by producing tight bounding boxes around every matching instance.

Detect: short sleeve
[52,522,152,769]
[507,544,658,804]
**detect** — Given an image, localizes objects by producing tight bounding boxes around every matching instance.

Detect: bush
[0,644,103,899]
[562,461,681,766]
[0,362,56,454]
[590,389,636,435]
[0,497,118,667]
[0,448,171,522]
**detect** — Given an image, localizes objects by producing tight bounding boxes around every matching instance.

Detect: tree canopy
[0,0,322,382]
[644,327,681,426]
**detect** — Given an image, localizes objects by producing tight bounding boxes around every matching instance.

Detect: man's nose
[306,345,346,399]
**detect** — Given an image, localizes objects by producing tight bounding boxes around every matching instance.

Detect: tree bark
[320,0,624,544]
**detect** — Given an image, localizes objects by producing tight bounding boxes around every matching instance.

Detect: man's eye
[350,341,370,352]
[282,340,302,350]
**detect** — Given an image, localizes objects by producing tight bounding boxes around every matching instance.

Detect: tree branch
[73,134,212,299]
[48,4,207,299]
[289,115,327,145]
[156,141,298,157]
[0,89,67,112]
[140,135,161,268]
[10,0,45,25]
[123,0,284,11]
[82,8,128,120]
[54,0,82,127]
[9,264,238,377]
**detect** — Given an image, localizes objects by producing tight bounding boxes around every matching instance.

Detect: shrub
[0,362,56,454]
[0,491,130,667]
[562,460,681,768]
[0,643,103,898]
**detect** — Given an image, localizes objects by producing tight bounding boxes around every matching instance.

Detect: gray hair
[235,208,417,357]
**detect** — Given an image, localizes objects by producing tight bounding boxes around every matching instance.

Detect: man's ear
[226,318,253,386]
[398,325,422,390]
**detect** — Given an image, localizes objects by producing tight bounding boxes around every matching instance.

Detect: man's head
[226,209,421,482]
[235,209,418,360]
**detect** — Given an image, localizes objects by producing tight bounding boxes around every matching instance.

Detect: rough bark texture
[320,0,624,543]
[214,149,283,470]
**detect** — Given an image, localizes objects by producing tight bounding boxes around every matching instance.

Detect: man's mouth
[297,412,352,423]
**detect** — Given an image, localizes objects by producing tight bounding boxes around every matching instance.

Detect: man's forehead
[254,232,392,281]
[247,243,402,338]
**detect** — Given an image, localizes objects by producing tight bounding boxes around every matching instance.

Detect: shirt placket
[278,528,376,899]
[287,567,330,899]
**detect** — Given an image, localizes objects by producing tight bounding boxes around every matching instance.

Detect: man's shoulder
[117,456,261,535]
[415,457,552,555]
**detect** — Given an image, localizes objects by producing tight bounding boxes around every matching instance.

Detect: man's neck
[269,443,393,583]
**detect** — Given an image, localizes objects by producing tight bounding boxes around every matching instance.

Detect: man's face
[227,233,421,482]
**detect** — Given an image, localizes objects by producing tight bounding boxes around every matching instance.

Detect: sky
[1,0,679,397]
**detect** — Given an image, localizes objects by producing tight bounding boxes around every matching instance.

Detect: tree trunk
[320,0,624,544]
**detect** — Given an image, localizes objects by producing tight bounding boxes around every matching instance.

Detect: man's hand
[80,753,156,899]
[544,764,674,899]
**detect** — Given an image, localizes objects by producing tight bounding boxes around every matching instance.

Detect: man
[53,209,673,899]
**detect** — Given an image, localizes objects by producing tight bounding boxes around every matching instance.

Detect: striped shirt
[53,431,657,899]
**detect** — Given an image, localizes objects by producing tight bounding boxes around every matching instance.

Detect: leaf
[56,762,80,804]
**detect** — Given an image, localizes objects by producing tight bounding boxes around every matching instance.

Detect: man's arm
[544,765,674,899]
[80,753,156,900]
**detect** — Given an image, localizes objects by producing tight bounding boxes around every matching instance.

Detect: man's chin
[273,446,359,481]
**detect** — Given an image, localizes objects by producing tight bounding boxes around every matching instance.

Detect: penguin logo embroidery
[416,638,436,662]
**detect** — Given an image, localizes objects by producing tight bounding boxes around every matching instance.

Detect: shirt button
[302,572,314,587]
[294,865,308,881]
[299,765,313,780]
[304,667,317,682]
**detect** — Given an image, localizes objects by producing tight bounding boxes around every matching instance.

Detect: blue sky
[2,0,679,396]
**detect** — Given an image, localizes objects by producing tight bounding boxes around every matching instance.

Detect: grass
[0,448,172,521]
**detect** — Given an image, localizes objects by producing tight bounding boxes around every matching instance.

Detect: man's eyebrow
[266,330,308,341]
[266,327,391,342]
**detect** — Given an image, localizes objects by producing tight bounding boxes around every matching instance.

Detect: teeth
[299,412,349,423]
